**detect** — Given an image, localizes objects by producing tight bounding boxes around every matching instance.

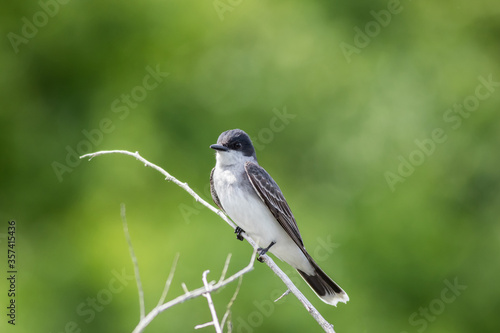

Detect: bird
[209,129,349,306]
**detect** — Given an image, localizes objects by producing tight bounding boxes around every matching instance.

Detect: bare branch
[132,250,257,333]
[82,150,337,333]
[220,275,243,330]
[274,289,291,302]
[81,150,238,232]
[121,203,145,320]
[197,270,222,333]
[218,253,232,284]
[194,322,216,330]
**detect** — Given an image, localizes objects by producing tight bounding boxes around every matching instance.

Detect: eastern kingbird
[209,129,349,306]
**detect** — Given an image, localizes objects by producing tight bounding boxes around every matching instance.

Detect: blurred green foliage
[1,0,500,332]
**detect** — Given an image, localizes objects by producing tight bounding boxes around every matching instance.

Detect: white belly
[213,168,313,274]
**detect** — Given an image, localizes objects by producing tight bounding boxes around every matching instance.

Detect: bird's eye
[234,142,242,149]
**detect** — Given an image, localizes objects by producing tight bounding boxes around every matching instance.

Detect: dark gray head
[210,129,257,160]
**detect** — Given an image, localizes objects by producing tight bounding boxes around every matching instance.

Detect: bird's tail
[297,254,349,306]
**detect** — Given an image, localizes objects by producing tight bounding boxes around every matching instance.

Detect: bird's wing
[245,161,304,248]
[210,167,224,211]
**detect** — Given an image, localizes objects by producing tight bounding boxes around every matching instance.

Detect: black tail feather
[297,255,349,306]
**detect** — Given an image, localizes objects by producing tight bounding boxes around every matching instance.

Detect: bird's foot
[257,241,276,262]
[235,227,245,241]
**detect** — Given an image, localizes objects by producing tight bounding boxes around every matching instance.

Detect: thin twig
[81,150,337,333]
[197,270,222,333]
[157,253,180,307]
[121,203,145,320]
[194,322,215,330]
[274,289,291,302]
[220,275,243,330]
[218,253,232,284]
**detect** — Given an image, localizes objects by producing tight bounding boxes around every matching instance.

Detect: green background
[1,0,500,332]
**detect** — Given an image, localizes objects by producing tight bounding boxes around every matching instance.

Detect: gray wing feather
[244,162,304,248]
[210,168,224,211]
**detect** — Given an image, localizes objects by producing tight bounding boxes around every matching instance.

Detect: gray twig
[157,253,180,307]
[196,270,222,333]
[121,203,145,320]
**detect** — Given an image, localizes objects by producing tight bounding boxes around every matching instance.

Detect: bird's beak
[210,144,229,151]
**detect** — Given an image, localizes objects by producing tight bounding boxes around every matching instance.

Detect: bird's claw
[235,227,245,241]
[257,241,276,262]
